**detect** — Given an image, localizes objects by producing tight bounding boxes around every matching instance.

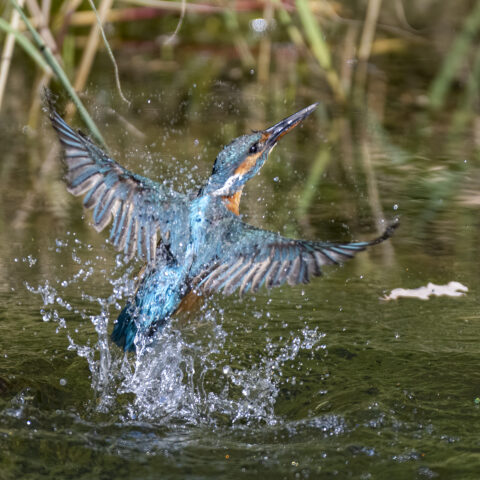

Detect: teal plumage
[49,101,397,352]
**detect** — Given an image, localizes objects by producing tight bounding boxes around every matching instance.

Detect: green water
[2,4,480,478]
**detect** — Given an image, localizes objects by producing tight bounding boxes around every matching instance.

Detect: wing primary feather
[68,167,100,189]
[93,183,116,222]
[64,148,89,157]
[298,255,310,283]
[314,249,340,266]
[93,192,117,231]
[64,147,90,161]
[250,253,273,292]
[238,263,260,296]
[328,243,368,258]
[67,173,103,196]
[115,202,133,250]
[126,218,138,259]
[66,159,94,175]
[210,257,244,288]
[65,155,92,169]
[201,263,230,291]
[137,224,143,259]
[273,245,295,285]
[83,181,106,209]
[274,259,291,286]
[150,229,157,263]
[144,223,151,263]
[138,224,149,260]
[306,252,320,279]
[328,246,356,258]
[110,201,124,243]
[120,208,135,253]
[54,126,84,147]
[213,258,250,292]
[286,256,301,286]
[221,257,252,289]
[221,259,255,295]
[264,260,281,288]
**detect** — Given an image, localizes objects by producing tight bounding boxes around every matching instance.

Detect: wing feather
[202,263,231,291]
[250,252,273,292]
[287,256,301,286]
[213,258,248,292]
[238,263,261,295]
[197,217,397,296]
[264,260,281,289]
[49,105,188,263]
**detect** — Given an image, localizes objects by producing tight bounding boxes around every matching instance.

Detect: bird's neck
[222,188,243,215]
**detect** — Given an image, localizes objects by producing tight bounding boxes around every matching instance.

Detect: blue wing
[197,218,397,296]
[49,106,188,264]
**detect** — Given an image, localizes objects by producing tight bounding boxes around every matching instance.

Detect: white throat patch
[211,174,243,196]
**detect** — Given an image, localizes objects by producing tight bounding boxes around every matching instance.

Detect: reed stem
[8,0,106,145]
[0,2,25,109]
[71,0,114,95]
[295,0,344,102]
[0,14,52,84]
[86,0,130,106]
[429,0,480,111]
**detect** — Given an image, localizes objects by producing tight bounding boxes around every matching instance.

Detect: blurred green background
[2,1,480,479]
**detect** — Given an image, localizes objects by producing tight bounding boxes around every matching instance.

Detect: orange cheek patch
[234,151,262,176]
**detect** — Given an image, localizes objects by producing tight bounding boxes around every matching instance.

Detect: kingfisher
[48,100,396,352]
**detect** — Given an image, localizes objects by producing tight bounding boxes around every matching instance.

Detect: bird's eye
[249,143,259,154]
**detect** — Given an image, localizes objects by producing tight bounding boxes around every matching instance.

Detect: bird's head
[203,103,318,202]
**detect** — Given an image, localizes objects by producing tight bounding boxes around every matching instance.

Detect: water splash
[25,235,327,426]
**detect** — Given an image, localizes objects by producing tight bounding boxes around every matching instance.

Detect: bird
[48,99,397,352]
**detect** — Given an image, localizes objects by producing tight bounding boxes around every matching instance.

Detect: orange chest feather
[174,289,203,316]
[222,190,242,215]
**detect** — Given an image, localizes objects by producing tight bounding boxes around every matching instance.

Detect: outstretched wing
[49,106,187,264]
[197,218,397,296]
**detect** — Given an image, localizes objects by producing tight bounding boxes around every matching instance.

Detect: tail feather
[111,267,185,352]
[111,303,137,352]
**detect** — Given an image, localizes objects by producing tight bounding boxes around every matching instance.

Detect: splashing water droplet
[26,235,328,427]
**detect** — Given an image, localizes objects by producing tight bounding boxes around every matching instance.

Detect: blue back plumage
[111,303,138,352]
[111,263,186,351]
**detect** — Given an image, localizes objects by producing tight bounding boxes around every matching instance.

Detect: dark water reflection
[3,26,480,480]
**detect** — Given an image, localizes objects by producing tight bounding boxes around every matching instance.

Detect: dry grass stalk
[295,0,345,102]
[41,0,51,23]
[9,0,106,144]
[165,0,187,45]
[257,0,273,84]
[71,0,114,97]
[117,0,222,14]
[355,0,383,95]
[25,0,61,59]
[87,0,130,106]
[0,1,25,110]
[358,0,383,61]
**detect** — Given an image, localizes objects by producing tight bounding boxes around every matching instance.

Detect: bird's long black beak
[264,103,319,147]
